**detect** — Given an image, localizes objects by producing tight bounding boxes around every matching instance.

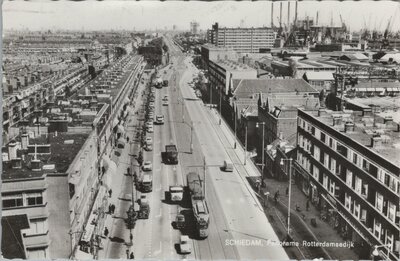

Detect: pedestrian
[112,204,116,214]
[274,192,279,205]
[285,187,289,196]
[306,199,310,211]
[108,204,112,214]
[127,137,130,142]
[104,227,109,237]
[108,189,112,198]
[129,252,134,259]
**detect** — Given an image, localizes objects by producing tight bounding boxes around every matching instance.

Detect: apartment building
[1,54,144,259]
[296,108,400,260]
[207,23,276,53]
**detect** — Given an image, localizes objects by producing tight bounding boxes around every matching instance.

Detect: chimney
[371,136,382,149]
[332,116,342,126]
[344,121,355,133]
[318,108,326,117]
[11,158,22,169]
[21,134,29,150]
[8,141,17,160]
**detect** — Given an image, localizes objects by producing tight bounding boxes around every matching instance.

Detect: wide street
[101,35,289,260]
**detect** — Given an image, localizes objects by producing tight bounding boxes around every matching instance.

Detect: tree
[126,205,137,229]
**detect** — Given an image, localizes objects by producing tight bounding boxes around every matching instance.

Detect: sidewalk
[96,77,147,260]
[204,104,359,260]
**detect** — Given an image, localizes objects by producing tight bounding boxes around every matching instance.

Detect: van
[223,159,233,172]
[141,174,153,192]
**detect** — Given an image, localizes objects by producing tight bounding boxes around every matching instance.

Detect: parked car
[179,235,192,254]
[142,161,153,171]
[156,115,164,124]
[147,126,154,133]
[162,100,168,106]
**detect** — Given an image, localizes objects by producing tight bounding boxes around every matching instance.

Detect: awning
[358,88,367,92]
[102,154,112,170]
[116,124,125,134]
[80,223,95,243]
[16,95,23,101]
[365,88,374,92]
[393,88,400,92]
[375,88,385,92]
[126,106,134,115]
[123,110,128,118]
[102,160,116,189]
[124,97,130,104]
[387,88,394,92]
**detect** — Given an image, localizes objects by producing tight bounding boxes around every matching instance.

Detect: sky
[3,1,400,33]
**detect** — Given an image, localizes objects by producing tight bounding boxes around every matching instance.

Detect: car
[151,88,155,93]
[179,235,192,254]
[142,161,153,171]
[145,137,153,145]
[156,115,164,124]
[144,144,153,151]
[149,96,155,102]
[149,101,155,107]
[162,100,168,106]
[147,126,154,133]
[145,122,153,128]
[162,95,169,101]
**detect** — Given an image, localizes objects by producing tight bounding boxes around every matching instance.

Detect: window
[353,153,358,165]
[354,202,360,219]
[2,194,23,208]
[320,132,326,143]
[389,176,397,192]
[313,146,320,161]
[355,176,362,193]
[377,169,385,183]
[376,193,383,213]
[387,202,396,222]
[374,220,381,239]
[346,170,353,187]
[26,219,48,235]
[324,153,329,169]
[26,193,43,206]
[361,184,368,198]
[313,167,320,180]
[329,180,335,195]
[361,209,367,222]
[315,128,321,139]
[345,193,351,210]
[330,158,336,174]
[299,134,304,148]
[323,174,328,189]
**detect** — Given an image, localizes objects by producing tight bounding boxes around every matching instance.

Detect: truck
[138,197,150,219]
[169,186,184,202]
[164,145,178,164]
[141,174,153,192]
[187,172,210,238]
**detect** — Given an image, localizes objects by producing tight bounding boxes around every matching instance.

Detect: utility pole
[234,109,237,149]
[271,2,274,28]
[244,124,248,165]
[203,156,206,197]
[219,87,222,125]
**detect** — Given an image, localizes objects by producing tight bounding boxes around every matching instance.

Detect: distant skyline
[3,1,400,33]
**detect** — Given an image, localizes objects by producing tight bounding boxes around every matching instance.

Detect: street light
[244,123,248,165]
[372,244,392,261]
[256,122,266,183]
[280,158,293,241]
[219,86,222,125]
[69,230,85,259]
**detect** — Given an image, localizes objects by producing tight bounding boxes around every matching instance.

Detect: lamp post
[256,122,266,183]
[234,108,237,149]
[219,86,222,125]
[244,124,248,165]
[372,244,392,261]
[280,158,293,240]
[69,230,85,259]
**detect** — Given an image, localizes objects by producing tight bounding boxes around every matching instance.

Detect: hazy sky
[3,1,400,32]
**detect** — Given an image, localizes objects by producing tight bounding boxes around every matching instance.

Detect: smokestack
[295,1,298,26]
[8,141,17,160]
[287,2,291,28]
[316,11,319,26]
[271,2,274,28]
[280,2,283,29]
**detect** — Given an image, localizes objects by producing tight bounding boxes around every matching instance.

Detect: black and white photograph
[1,1,400,260]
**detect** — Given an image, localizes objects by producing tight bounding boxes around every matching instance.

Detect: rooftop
[303,71,335,81]
[308,109,400,167]
[2,132,89,180]
[212,59,256,72]
[1,215,29,259]
[232,79,319,99]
